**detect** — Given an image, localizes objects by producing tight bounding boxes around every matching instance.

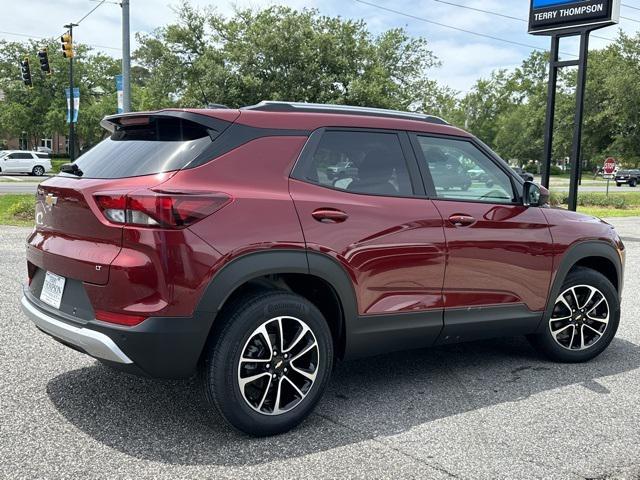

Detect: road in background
[1,219,640,479]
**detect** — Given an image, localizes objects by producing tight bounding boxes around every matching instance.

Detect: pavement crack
[313,411,463,479]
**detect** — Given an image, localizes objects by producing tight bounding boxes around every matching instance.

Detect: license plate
[40,271,66,309]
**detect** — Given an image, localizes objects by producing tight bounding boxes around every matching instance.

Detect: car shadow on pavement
[46,336,640,466]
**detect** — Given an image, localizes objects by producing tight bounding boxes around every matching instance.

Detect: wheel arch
[538,240,622,332]
[195,250,358,360]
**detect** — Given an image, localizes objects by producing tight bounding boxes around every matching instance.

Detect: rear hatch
[27,110,237,286]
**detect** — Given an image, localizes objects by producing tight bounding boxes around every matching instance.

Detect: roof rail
[242,101,449,125]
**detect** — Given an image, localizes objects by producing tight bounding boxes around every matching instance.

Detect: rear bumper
[21,294,133,364]
[21,287,214,378]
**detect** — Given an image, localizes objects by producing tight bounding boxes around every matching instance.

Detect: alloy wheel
[237,316,319,415]
[548,285,610,351]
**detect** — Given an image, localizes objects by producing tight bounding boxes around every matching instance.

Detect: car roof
[105,102,473,138]
[0,150,35,154]
[179,101,472,138]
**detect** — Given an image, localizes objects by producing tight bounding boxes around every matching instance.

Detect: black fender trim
[195,249,358,359]
[536,240,622,333]
[196,250,310,314]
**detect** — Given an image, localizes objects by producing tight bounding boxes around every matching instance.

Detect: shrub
[578,193,626,208]
[549,192,628,209]
[7,198,35,221]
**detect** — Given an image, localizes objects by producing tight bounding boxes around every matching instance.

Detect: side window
[304,131,413,196]
[10,153,33,160]
[416,136,514,204]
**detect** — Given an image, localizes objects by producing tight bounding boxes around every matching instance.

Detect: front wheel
[630,179,637,188]
[201,291,334,436]
[528,267,619,363]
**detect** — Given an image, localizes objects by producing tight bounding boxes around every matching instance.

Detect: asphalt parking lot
[2,220,640,480]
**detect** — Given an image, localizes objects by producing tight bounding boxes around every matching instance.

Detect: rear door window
[300,130,414,196]
[70,117,214,179]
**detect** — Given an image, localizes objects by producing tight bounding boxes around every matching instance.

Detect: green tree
[0,39,120,151]
[135,2,453,111]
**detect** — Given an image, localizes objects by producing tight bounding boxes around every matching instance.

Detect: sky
[0,0,639,94]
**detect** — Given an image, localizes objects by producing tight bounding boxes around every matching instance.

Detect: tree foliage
[450,32,640,169]
[0,39,119,150]
[134,2,447,110]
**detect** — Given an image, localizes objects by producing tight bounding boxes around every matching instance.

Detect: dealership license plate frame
[40,271,67,310]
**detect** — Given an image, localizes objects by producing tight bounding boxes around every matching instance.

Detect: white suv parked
[0,150,52,176]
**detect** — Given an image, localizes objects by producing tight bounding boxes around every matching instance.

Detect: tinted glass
[70,117,212,179]
[305,131,413,196]
[9,153,33,159]
[36,153,50,159]
[416,136,514,203]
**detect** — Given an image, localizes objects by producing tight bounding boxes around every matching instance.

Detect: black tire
[630,179,637,188]
[201,290,334,436]
[616,183,622,187]
[528,267,619,363]
[32,166,45,176]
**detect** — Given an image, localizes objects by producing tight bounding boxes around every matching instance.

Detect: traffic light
[38,48,51,74]
[61,32,73,58]
[19,58,32,88]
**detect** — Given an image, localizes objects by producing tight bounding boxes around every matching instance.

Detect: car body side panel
[289,178,447,316]
[431,201,555,312]
[185,135,309,258]
[540,207,624,307]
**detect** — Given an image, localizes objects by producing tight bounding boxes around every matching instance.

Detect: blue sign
[529,0,620,34]
[532,0,580,8]
[115,74,123,114]
[65,87,79,124]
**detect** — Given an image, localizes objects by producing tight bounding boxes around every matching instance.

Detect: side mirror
[523,181,549,207]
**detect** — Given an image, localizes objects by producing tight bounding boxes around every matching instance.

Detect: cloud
[0,0,637,93]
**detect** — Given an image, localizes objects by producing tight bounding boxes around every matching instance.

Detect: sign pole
[541,34,559,190]
[567,30,591,212]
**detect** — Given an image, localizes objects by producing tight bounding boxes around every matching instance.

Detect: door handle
[448,214,476,227]
[312,208,348,224]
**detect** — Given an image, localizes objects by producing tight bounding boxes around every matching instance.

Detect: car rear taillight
[94,190,231,228]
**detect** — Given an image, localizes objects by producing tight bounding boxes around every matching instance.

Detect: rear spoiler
[100,109,238,135]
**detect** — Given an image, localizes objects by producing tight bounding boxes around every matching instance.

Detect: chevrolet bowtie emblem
[45,194,58,207]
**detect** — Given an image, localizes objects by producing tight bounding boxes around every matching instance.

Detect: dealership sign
[529,0,620,34]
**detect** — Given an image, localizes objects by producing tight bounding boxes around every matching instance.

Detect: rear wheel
[529,268,619,363]
[201,290,333,436]
[32,166,45,176]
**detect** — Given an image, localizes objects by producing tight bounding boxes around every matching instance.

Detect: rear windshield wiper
[60,163,83,177]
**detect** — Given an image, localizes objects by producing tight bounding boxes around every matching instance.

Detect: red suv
[21,102,624,436]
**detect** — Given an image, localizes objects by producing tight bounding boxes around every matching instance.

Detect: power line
[354,0,578,57]
[429,0,616,43]
[76,0,107,25]
[0,29,120,51]
[620,15,640,23]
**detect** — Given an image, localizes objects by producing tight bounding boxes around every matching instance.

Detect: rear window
[70,117,213,179]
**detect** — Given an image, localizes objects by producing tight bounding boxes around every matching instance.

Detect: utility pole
[63,23,78,161]
[121,0,131,112]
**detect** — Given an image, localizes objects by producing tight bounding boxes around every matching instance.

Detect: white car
[0,150,52,176]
